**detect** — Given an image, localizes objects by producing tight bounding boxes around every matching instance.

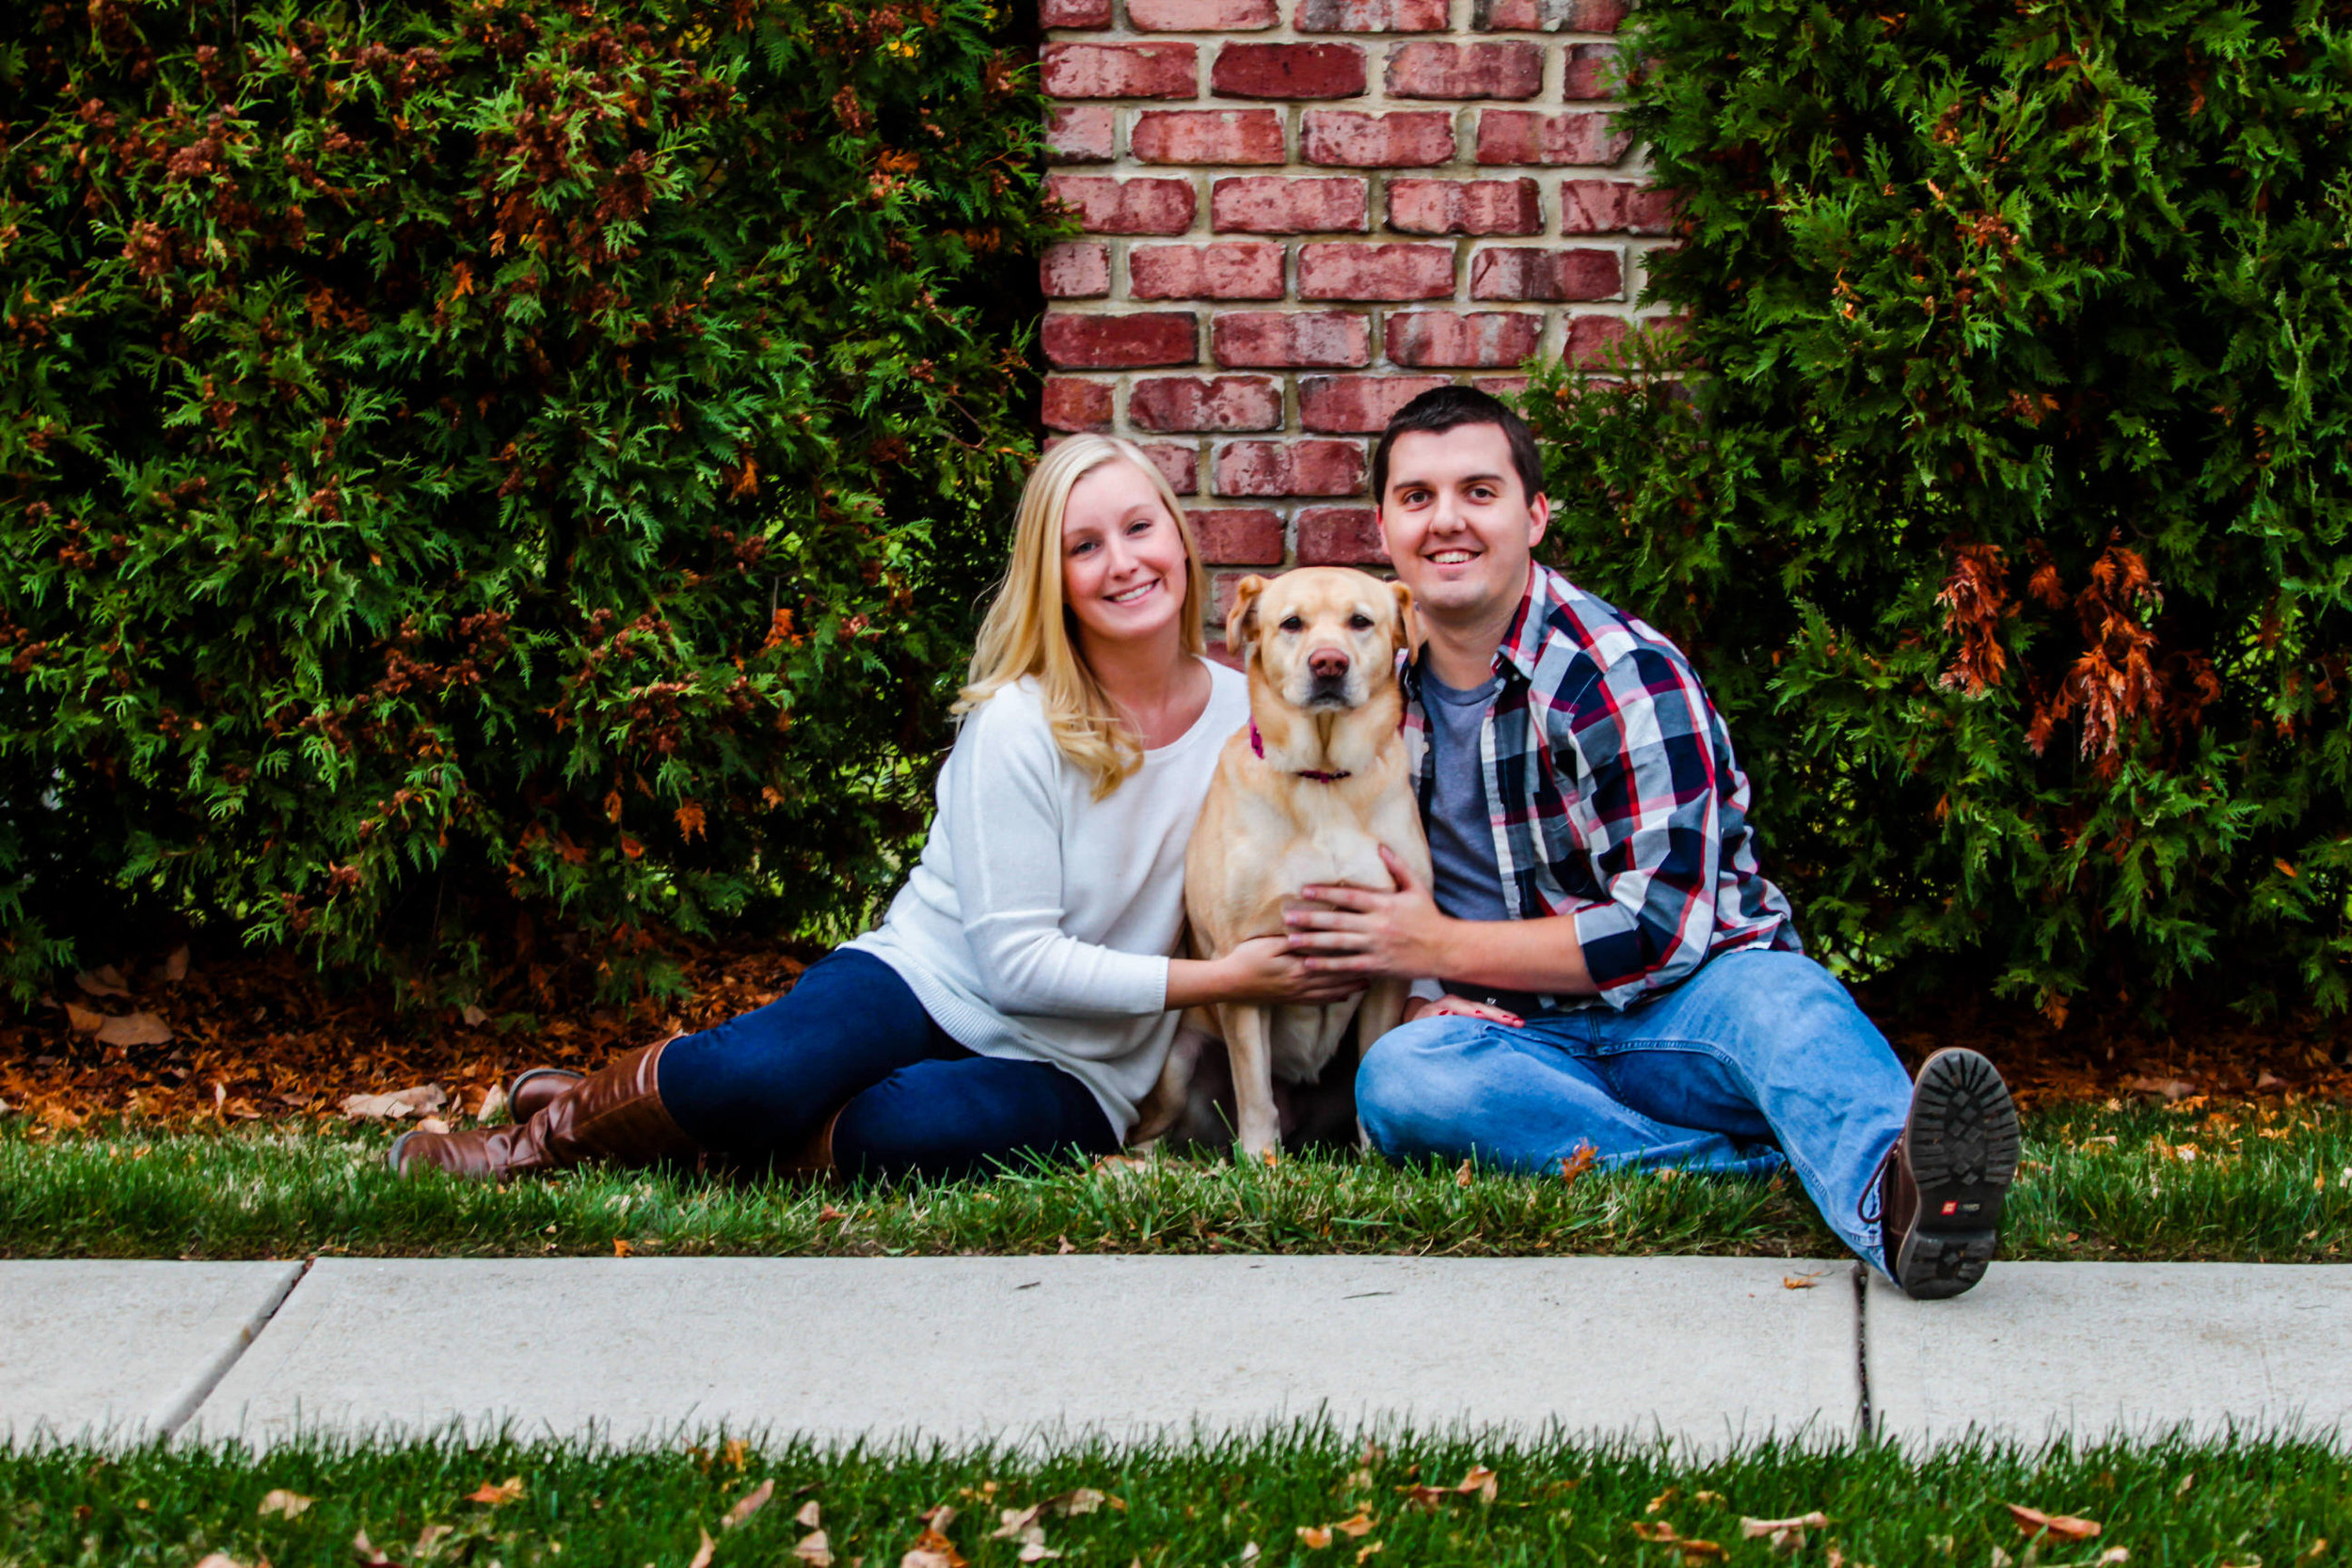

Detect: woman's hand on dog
[1169,936,1369,1007]
[1285,846,1456,979]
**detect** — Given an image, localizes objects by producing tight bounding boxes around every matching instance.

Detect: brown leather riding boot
[389,1038,702,1180]
[504,1067,583,1124]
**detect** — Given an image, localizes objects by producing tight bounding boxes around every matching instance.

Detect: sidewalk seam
[156,1255,312,1442]
[1851,1262,1873,1443]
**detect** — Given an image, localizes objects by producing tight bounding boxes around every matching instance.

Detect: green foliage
[1528,0,2352,1017]
[0,0,1057,999]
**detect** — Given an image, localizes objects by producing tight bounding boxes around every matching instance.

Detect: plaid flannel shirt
[1402,563,1801,1012]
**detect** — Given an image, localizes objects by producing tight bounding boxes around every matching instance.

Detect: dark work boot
[1874,1047,2022,1300]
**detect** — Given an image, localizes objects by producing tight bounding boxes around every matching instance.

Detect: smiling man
[1285,386,2022,1300]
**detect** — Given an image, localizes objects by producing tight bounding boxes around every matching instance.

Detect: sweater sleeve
[943,696,1172,1020]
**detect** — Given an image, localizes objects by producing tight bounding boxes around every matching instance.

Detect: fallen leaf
[416,1117,451,1135]
[690,1527,717,1568]
[76,965,132,998]
[902,1525,967,1568]
[1355,1544,1384,1564]
[1298,1526,1334,1548]
[1742,1512,1828,1553]
[342,1084,449,1120]
[1561,1144,1598,1184]
[992,1505,1047,1540]
[258,1488,314,1519]
[2096,1550,2129,1566]
[65,1002,105,1035]
[1455,1466,1498,1503]
[1630,1521,1727,1560]
[353,1528,395,1566]
[1398,1483,1449,1512]
[415,1523,453,1554]
[1336,1510,1378,1538]
[1647,1489,1682,1514]
[1988,1549,2012,1568]
[2007,1504,2101,1541]
[461,1004,489,1027]
[477,1084,508,1122]
[2258,1070,2287,1090]
[1357,1441,1386,1467]
[797,1500,824,1528]
[724,1478,775,1528]
[1092,1153,1150,1177]
[1692,1492,1724,1507]
[1019,1546,1062,1563]
[1454,1158,1474,1187]
[466,1477,526,1507]
[1237,1544,1261,1567]
[2297,1540,2328,1563]
[2121,1076,2195,1102]
[796,1528,834,1567]
[194,1555,250,1568]
[1057,1235,1074,1255]
[1052,1489,1109,1517]
[920,1505,959,1532]
[1784,1271,1827,1291]
[164,945,190,982]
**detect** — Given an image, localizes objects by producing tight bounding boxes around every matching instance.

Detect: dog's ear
[1226,574,1269,661]
[1389,578,1421,662]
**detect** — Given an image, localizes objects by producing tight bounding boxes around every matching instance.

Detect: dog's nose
[1308,647,1351,681]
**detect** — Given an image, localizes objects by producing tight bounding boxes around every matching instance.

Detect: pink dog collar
[1250,719,1351,782]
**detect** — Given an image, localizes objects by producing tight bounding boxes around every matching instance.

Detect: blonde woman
[390,436,1358,1182]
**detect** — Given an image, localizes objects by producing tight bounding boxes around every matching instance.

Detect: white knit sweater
[848,662,1249,1133]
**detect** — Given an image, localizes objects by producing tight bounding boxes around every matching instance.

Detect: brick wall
[1035,0,1671,613]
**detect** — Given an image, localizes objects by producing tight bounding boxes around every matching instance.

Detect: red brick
[1046,175,1199,235]
[1624,184,1681,235]
[1210,568,1257,625]
[1469,245,1623,300]
[1565,312,1630,367]
[1297,242,1454,300]
[1387,177,1544,235]
[1561,42,1620,99]
[1211,176,1369,233]
[1470,375,1532,399]
[1296,0,1450,28]
[1140,441,1201,494]
[1475,110,1634,166]
[1298,374,1451,433]
[1471,0,1629,29]
[1131,109,1286,166]
[1129,374,1285,433]
[1041,41,1200,100]
[1047,105,1116,163]
[1042,312,1200,369]
[1129,242,1288,300]
[1385,310,1544,367]
[1301,110,1454,167]
[1386,41,1544,99]
[1040,0,1112,24]
[1558,178,1629,232]
[1130,0,1279,25]
[1213,310,1375,368]
[1042,378,1114,433]
[1211,41,1368,99]
[1214,439,1368,498]
[1189,508,1286,564]
[1296,506,1390,564]
[1041,242,1112,298]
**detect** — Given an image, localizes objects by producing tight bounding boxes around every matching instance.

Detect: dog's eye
[1279,615,1304,632]
[1348,613,1374,630]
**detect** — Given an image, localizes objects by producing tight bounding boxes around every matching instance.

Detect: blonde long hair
[956,436,1213,799]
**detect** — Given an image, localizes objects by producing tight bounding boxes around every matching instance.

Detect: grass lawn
[3,1101,2345,1263]
[0,1430,2341,1567]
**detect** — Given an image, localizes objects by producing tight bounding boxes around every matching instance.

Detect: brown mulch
[2,940,2347,1132]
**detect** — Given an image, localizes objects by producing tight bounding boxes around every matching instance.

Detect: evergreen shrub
[1528,0,2352,1017]
[0,0,1057,1000]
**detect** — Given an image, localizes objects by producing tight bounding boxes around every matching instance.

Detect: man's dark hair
[1370,386,1546,510]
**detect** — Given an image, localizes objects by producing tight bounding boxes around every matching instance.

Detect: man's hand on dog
[1286,846,1463,982]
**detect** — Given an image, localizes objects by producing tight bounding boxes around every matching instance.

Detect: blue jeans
[657,949,1120,1181]
[1355,948,1911,1272]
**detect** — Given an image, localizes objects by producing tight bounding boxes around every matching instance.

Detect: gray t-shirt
[1421,669,1548,1014]
[1421,669,1509,924]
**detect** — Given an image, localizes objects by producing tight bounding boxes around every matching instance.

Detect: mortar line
[1851,1261,1874,1444]
[156,1255,314,1442]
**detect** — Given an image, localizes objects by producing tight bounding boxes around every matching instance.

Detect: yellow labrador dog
[1144,567,1432,1158]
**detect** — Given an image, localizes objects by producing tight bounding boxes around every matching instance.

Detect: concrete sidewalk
[3,1258,2346,1452]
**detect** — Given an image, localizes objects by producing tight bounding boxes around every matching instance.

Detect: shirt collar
[1406,562,1549,691]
